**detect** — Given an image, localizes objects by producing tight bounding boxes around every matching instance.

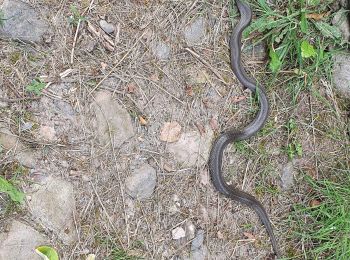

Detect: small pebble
[172,227,186,240]
[99,20,115,34]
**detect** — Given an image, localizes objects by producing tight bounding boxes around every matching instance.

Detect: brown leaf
[195,122,206,135]
[163,163,173,172]
[231,95,246,103]
[159,121,182,143]
[243,232,256,241]
[306,12,330,21]
[126,83,137,93]
[185,85,194,96]
[209,117,219,132]
[139,116,148,126]
[150,73,159,82]
[310,199,321,207]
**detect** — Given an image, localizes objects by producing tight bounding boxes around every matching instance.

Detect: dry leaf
[231,96,246,103]
[310,199,321,207]
[163,163,173,172]
[195,122,206,135]
[243,232,256,241]
[150,73,159,82]
[209,117,219,131]
[126,83,137,93]
[185,85,194,96]
[139,116,148,126]
[306,12,330,21]
[217,230,224,239]
[160,122,182,143]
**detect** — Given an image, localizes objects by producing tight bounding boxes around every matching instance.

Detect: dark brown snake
[208,0,280,258]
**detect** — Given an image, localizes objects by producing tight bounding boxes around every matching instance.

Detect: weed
[109,247,141,260]
[26,79,46,96]
[284,118,302,160]
[289,175,350,259]
[68,5,86,25]
[0,176,24,203]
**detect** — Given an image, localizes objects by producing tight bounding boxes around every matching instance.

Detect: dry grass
[0,0,349,259]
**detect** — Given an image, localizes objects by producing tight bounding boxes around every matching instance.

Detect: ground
[0,0,349,260]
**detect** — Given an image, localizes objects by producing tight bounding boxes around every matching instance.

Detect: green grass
[289,175,350,259]
[0,10,4,27]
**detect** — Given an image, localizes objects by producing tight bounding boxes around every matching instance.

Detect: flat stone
[0,125,37,168]
[27,177,77,244]
[0,221,47,260]
[244,41,268,60]
[0,0,49,42]
[99,20,115,34]
[125,164,157,200]
[168,127,213,167]
[333,53,350,98]
[280,162,296,190]
[184,18,206,46]
[92,90,134,147]
[191,230,207,260]
[332,9,350,42]
[152,41,170,60]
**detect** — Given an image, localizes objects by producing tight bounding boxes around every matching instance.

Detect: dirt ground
[0,0,349,259]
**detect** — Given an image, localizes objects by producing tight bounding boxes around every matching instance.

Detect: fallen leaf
[185,85,194,96]
[306,12,330,21]
[209,117,219,131]
[139,116,148,126]
[126,83,137,93]
[160,122,182,143]
[35,246,59,260]
[217,230,224,239]
[243,232,256,241]
[310,199,321,207]
[100,62,108,71]
[195,122,206,135]
[150,73,159,82]
[231,96,246,103]
[163,163,173,172]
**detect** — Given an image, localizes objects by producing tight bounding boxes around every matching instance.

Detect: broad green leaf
[268,48,282,73]
[300,40,316,58]
[244,16,278,37]
[0,176,24,203]
[314,22,342,39]
[26,79,46,96]
[35,246,59,260]
[300,12,308,33]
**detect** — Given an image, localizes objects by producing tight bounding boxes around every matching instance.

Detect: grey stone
[184,18,206,46]
[0,125,37,168]
[333,53,350,98]
[92,90,134,147]
[27,177,77,244]
[280,162,296,190]
[99,20,115,34]
[332,9,350,42]
[0,221,47,260]
[0,89,8,108]
[125,164,157,200]
[168,127,213,167]
[191,230,207,260]
[0,0,49,42]
[244,41,267,60]
[152,41,170,60]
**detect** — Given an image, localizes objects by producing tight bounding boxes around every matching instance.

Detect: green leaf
[35,246,59,260]
[0,176,24,203]
[314,22,342,39]
[307,0,320,5]
[300,40,316,58]
[26,79,46,96]
[300,12,308,33]
[268,48,282,73]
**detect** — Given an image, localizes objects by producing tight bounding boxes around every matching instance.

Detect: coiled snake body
[208,0,280,257]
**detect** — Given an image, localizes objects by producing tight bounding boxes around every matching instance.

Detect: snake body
[209,0,280,257]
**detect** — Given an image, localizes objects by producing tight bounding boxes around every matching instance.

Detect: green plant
[0,10,4,27]
[35,246,59,260]
[289,175,350,259]
[285,118,302,160]
[68,5,86,25]
[0,176,24,203]
[26,79,46,96]
[108,248,141,260]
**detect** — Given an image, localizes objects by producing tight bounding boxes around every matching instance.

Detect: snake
[208,0,280,258]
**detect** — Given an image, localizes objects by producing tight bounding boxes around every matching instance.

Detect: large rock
[332,9,350,42]
[92,91,134,147]
[27,177,77,244]
[333,53,350,98]
[168,127,213,167]
[0,0,49,42]
[125,164,157,200]
[0,221,47,260]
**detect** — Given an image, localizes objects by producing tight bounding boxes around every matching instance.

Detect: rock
[244,41,268,60]
[0,221,47,260]
[184,18,206,46]
[191,230,207,260]
[280,162,296,190]
[99,20,115,34]
[332,9,350,42]
[168,126,213,167]
[172,227,186,240]
[0,90,8,108]
[151,41,170,60]
[38,125,56,141]
[92,90,134,147]
[185,221,196,240]
[125,164,157,200]
[333,53,350,98]
[160,121,182,143]
[0,125,37,168]
[0,0,49,42]
[27,177,77,244]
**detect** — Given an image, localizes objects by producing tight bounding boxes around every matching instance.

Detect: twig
[70,19,82,64]
[184,47,229,85]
